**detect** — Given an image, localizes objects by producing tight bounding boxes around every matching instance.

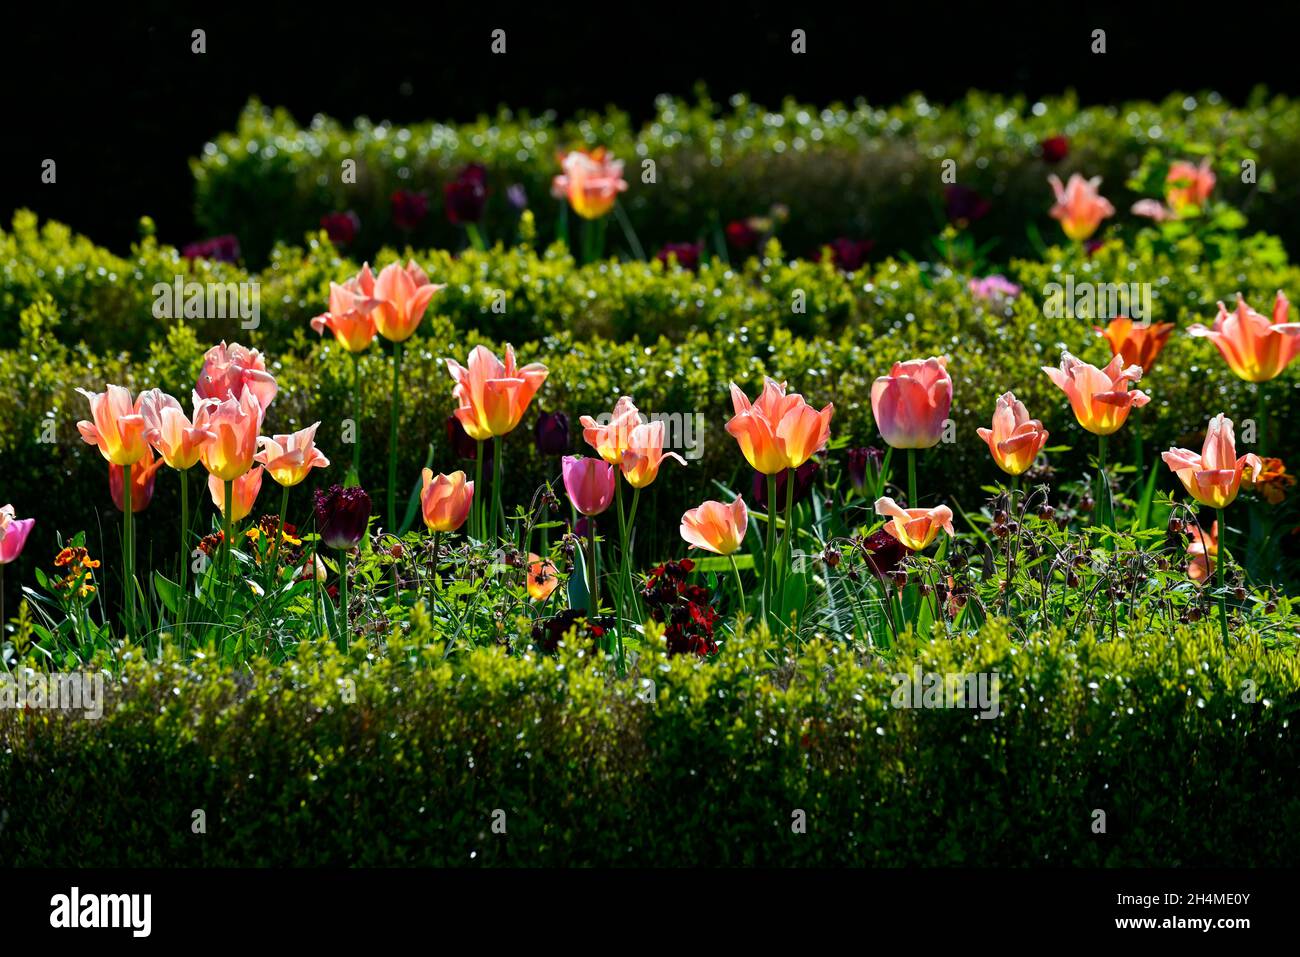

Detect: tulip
[1161,414,1262,510]
[1096,317,1175,375]
[1189,292,1300,384]
[1040,135,1069,164]
[562,456,616,516]
[847,447,884,494]
[0,504,35,565]
[195,341,277,414]
[874,497,955,552]
[314,485,372,552]
[194,387,262,481]
[371,260,444,344]
[551,148,628,220]
[680,496,749,556]
[444,164,490,231]
[859,528,906,582]
[310,265,380,353]
[391,189,430,231]
[1165,158,1215,215]
[1048,173,1115,241]
[976,392,1050,477]
[140,390,215,471]
[321,211,360,246]
[621,421,686,490]
[447,343,549,539]
[870,357,952,451]
[534,411,571,456]
[420,469,474,533]
[944,185,991,227]
[297,554,328,584]
[110,445,165,513]
[1042,352,1149,436]
[581,396,642,464]
[76,384,150,466]
[1186,521,1218,585]
[255,423,331,488]
[208,466,264,523]
[726,378,833,474]
[526,553,560,602]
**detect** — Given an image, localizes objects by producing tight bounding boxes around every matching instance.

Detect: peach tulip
[562,455,615,516]
[0,504,35,565]
[1186,520,1218,585]
[1165,158,1216,215]
[110,444,165,513]
[581,396,642,465]
[874,496,955,552]
[1161,414,1263,509]
[76,384,150,466]
[1188,292,1300,383]
[976,392,1050,476]
[255,423,331,487]
[420,469,474,533]
[140,389,215,471]
[208,466,264,523]
[1096,317,1175,375]
[621,420,687,489]
[1042,352,1150,435]
[195,341,277,414]
[194,387,262,481]
[726,378,834,474]
[680,495,749,556]
[1048,173,1114,241]
[310,264,381,352]
[371,260,445,343]
[870,357,951,450]
[526,553,560,601]
[446,344,549,440]
[551,148,628,220]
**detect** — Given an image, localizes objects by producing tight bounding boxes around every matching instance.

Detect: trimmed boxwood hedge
[2,619,1297,866]
[191,90,1296,265]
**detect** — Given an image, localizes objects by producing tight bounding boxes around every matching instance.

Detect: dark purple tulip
[725,219,760,252]
[534,411,571,456]
[820,237,875,272]
[445,164,490,225]
[944,185,991,226]
[752,460,821,509]
[182,234,241,263]
[391,189,429,230]
[314,485,372,551]
[847,446,885,492]
[860,528,906,581]
[446,415,492,463]
[507,183,529,211]
[321,211,360,246]
[1040,135,1069,164]
[655,242,703,271]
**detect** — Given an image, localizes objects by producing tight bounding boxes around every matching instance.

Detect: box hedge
[2,620,1297,866]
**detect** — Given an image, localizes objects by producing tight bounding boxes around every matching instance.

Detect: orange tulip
[110,444,165,513]
[725,378,834,474]
[208,466,264,523]
[445,344,549,440]
[420,469,474,533]
[580,396,642,465]
[1161,414,1262,510]
[140,389,214,471]
[551,148,628,220]
[76,384,150,466]
[372,260,444,343]
[870,357,951,450]
[195,341,277,415]
[194,387,262,481]
[1042,352,1150,435]
[1188,292,1300,382]
[310,264,381,352]
[1165,158,1215,215]
[1096,317,1175,374]
[1048,173,1115,241]
[874,497,955,552]
[1186,520,1218,585]
[526,553,560,601]
[621,420,687,489]
[680,495,749,556]
[255,423,331,487]
[976,392,1049,476]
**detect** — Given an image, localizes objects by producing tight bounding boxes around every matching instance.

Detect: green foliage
[2,620,1297,865]
[190,90,1297,265]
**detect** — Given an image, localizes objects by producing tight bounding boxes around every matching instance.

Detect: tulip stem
[588,517,600,618]
[763,473,778,626]
[729,555,747,619]
[465,223,488,253]
[907,449,918,509]
[492,435,504,541]
[473,441,485,540]
[123,461,134,640]
[625,487,641,628]
[1216,508,1229,647]
[268,484,290,590]
[339,548,350,653]
[178,468,190,642]
[1097,435,1110,530]
[220,478,234,634]
[351,351,363,485]
[1256,383,1268,457]
[615,480,627,631]
[388,340,403,532]
[783,466,796,593]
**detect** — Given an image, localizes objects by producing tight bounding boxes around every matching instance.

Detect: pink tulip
[870,357,952,450]
[874,496,955,552]
[621,420,687,489]
[194,387,263,481]
[976,392,1049,476]
[1042,352,1150,435]
[139,389,215,471]
[551,148,628,220]
[310,264,381,353]
[372,260,445,343]
[110,445,165,513]
[254,423,331,488]
[1188,292,1300,383]
[208,466,264,523]
[581,396,643,465]
[195,341,277,415]
[1161,414,1263,509]
[1048,173,1115,241]
[0,504,35,564]
[680,496,749,556]
[76,384,150,466]
[562,455,616,516]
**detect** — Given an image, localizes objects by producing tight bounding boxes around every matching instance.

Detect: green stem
[729,554,747,618]
[907,449,918,508]
[220,478,233,629]
[388,341,403,531]
[465,223,488,252]
[763,473,778,624]
[268,483,290,588]
[351,351,363,484]
[339,548,350,653]
[123,461,134,639]
[178,468,190,640]
[625,487,641,627]
[491,434,504,541]
[1097,434,1110,530]
[473,440,485,540]
[1216,508,1229,647]
[783,466,796,573]
[615,479,628,630]
[588,516,600,618]
[1256,383,1268,457]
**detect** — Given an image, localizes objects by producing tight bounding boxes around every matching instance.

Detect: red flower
[391,190,429,231]
[655,242,703,271]
[445,164,490,225]
[1040,135,1069,164]
[725,220,761,252]
[320,211,360,246]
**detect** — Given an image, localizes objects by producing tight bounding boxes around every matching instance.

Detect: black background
[5,2,1299,252]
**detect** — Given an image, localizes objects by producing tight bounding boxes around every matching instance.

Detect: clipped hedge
[3,620,1298,866]
[191,90,1298,265]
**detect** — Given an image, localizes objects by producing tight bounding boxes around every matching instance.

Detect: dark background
[4,3,1299,253]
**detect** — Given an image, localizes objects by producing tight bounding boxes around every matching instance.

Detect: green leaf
[153,571,180,616]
